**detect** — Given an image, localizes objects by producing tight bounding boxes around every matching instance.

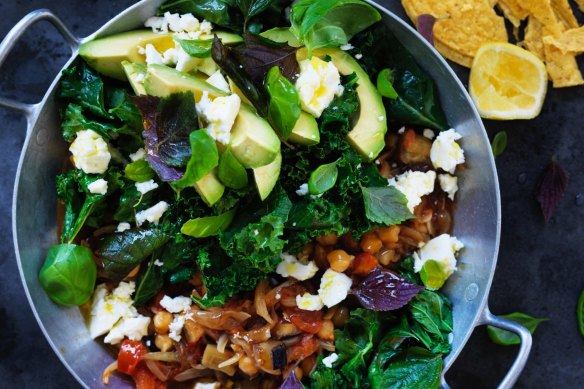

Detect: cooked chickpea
[340,233,359,251]
[376,225,400,245]
[239,355,259,376]
[377,249,397,266]
[316,232,338,246]
[153,311,173,334]
[154,334,174,352]
[360,232,383,254]
[317,319,335,341]
[332,306,349,328]
[326,250,354,273]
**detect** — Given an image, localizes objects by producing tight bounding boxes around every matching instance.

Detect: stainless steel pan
[2,1,532,387]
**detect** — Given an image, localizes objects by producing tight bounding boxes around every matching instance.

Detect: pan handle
[0,9,80,119]
[442,306,532,389]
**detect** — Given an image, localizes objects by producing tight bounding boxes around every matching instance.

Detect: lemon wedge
[469,43,548,120]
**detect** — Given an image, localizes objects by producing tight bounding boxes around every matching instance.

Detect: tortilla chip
[434,39,474,67]
[496,0,529,27]
[518,0,563,37]
[523,16,545,60]
[542,26,584,87]
[574,0,584,13]
[543,26,584,54]
[550,0,578,30]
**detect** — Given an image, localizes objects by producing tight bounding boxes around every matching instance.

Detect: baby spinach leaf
[39,244,97,307]
[266,66,301,139]
[97,229,170,281]
[308,161,339,195]
[134,257,164,306]
[61,104,116,142]
[362,186,413,226]
[352,268,423,311]
[172,130,219,190]
[158,0,233,29]
[218,148,249,189]
[487,312,548,346]
[178,39,213,58]
[376,68,398,99]
[491,131,507,158]
[107,88,143,131]
[125,159,155,182]
[236,0,276,28]
[368,347,442,389]
[181,209,236,238]
[59,61,112,119]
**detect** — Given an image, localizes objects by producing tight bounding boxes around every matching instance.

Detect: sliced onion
[140,352,179,362]
[173,367,212,382]
[318,340,336,352]
[191,309,251,329]
[217,333,229,353]
[101,360,118,385]
[218,353,242,369]
[144,360,169,382]
[265,280,294,307]
[255,280,273,324]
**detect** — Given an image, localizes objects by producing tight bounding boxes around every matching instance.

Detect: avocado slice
[194,169,225,206]
[288,112,320,145]
[80,30,175,80]
[230,104,281,169]
[297,48,387,160]
[121,61,147,95]
[253,150,282,200]
[144,64,227,101]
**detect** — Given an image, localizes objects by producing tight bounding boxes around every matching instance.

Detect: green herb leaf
[134,257,164,306]
[172,130,219,190]
[419,260,449,290]
[61,104,116,142]
[369,347,442,389]
[107,88,143,131]
[578,290,584,338]
[487,312,548,346]
[59,62,112,119]
[308,161,339,195]
[181,210,236,238]
[376,68,398,99]
[158,0,233,29]
[39,244,97,306]
[362,186,413,225]
[218,148,249,189]
[266,66,301,139]
[491,131,508,158]
[409,290,453,337]
[309,356,349,389]
[178,39,213,58]
[125,160,155,182]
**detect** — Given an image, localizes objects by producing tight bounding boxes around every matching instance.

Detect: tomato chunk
[117,340,148,375]
[287,335,319,362]
[352,253,379,275]
[133,364,166,389]
[286,307,323,334]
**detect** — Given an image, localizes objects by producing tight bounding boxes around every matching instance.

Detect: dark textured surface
[0,1,582,388]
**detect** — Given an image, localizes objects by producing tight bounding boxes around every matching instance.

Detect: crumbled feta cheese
[295,57,343,117]
[388,170,436,212]
[340,43,354,51]
[88,179,108,195]
[430,129,465,174]
[160,295,192,313]
[145,12,212,40]
[423,129,435,139]
[69,130,111,174]
[196,91,241,145]
[438,174,458,200]
[355,53,363,60]
[135,201,169,226]
[144,43,164,65]
[104,315,151,345]
[117,222,131,232]
[154,259,164,267]
[397,126,405,134]
[322,353,339,368]
[413,234,464,277]
[129,148,146,161]
[276,253,319,281]
[318,269,353,308]
[206,70,231,93]
[135,179,159,195]
[296,183,309,196]
[194,383,220,389]
[296,293,324,311]
[162,47,179,66]
[168,315,186,342]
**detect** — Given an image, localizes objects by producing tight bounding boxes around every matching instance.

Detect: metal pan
[1,1,532,387]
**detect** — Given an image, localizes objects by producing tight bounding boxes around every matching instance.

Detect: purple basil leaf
[417,14,436,46]
[352,268,424,311]
[278,370,303,389]
[535,159,569,222]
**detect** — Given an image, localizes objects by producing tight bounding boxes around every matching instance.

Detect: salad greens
[491,130,508,158]
[487,312,547,346]
[266,66,301,139]
[218,149,249,189]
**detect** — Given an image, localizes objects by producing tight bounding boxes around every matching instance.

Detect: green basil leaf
[218,148,249,189]
[578,290,584,338]
[172,130,219,190]
[377,68,398,99]
[178,39,213,58]
[125,159,155,182]
[308,161,339,195]
[491,131,508,158]
[265,66,301,139]
[39,244,97,306]
[181,209,236,238]
[419,260,449,290]
[487,312,548,346]
[362,186,413,225]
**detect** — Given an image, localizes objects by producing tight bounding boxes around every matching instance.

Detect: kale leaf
[59,61,112,119]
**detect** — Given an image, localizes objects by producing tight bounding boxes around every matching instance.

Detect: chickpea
[332,306,349,328]
[360,232,383,254]
[154,334,174,352]
[340,233,359,251]
[239,356,259,376]
[377,249,397,266]
[317,319,335,341]
[326,250,354,273]
[153,311,173,334]
[376,225,400,245]
[316,232,338,246]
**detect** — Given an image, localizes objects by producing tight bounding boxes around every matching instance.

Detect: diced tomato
[118,340,148,375]
[132,364,166,389]
[287,335,319,362]
[286,307,323,334]
[352,253,379,275]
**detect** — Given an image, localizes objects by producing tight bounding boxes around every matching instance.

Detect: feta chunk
[438,174,459,200]
[296,57,343,117]
[295,183,309,196]
[168,315,186,342]
[430,129,465,174]
[340,43,354,51]
[423,129,435,139]
[276,253,319,281]
[117,222,131,232]
[104,315,151,345]
[144,44,164,65]
[318,269,352,308]
[135,201,169,226]
[69,130,111,174]
[206,70,231,93]
[388,170,436,212]
[87,179,108,195]
[355,53,363,60]
[135,179,159,195]
[145,12,213,40]
[129,148,146,161]
[196,91,241,144]
[160,295,192,313]
[322,353,339,368]
[296,293,324,311]
[413,234,464,277]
